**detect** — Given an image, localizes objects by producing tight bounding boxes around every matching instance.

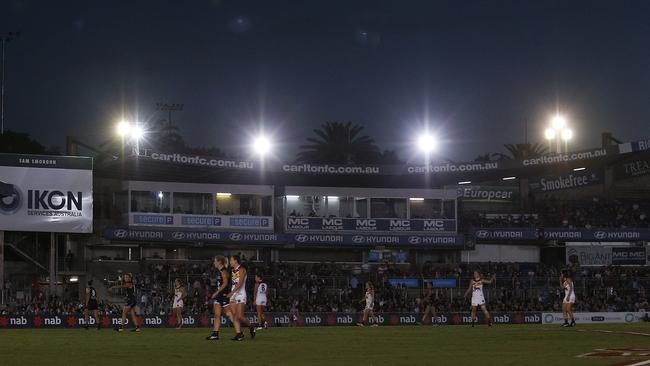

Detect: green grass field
[1,324,649,366]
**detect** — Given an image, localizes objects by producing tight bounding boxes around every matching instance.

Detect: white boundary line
[625,360,650,366]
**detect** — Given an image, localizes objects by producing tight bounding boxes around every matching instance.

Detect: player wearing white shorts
[172,278,186,329]
[254,273,269,330]
[357,282,378,327]
[464,271,495,327]
[561,270,576,327]
[227,255,255,341]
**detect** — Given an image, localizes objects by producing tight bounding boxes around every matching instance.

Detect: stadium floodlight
[561,128,573,141]
[327,196,339,200]
[116,120,131,137]
[573,167,586,171]
[131,125,144,141]
[544,128,556,140]
[417,133,436,153]
[458,181,471,185]
[409,197,425,201]
[157,191,164,199]
[502,176,516,181]
[252,135,272,156]
[551,115,566,130]
[286,195,299,199]
[216,192,232,197]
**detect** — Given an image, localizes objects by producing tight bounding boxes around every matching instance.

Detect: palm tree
[502,143,547,160]
[297,122,381,164]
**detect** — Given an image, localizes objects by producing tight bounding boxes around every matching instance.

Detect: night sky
[2,0,650,162]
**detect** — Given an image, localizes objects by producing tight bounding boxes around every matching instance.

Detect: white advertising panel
[542,312,646,324]
[0,154,93,233]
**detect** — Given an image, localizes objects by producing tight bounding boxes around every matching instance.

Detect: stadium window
[409,198,442,219]
[130,191,171,213]
[113,190,129,215]
[354,198,369,218]
[370,198,407,218]
[442,199,457,219]
[216,194,272,216]
[173,192,213,215]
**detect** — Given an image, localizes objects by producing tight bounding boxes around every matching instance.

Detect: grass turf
[1,324,649,366]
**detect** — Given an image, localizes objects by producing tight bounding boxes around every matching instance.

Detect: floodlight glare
[253,135,271,156]
[417,134,435,153]
[116,120,131,137]
[131,125,144,140]
[551,115,566,130]
[561,128,573,141]
[544,129,556,140]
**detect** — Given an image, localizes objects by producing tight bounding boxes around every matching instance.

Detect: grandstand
[1,136,649,328]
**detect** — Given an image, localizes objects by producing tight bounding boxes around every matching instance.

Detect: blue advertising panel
[387,278,419,288]
[102,228,465,247]
[286,217,456,232]
[423,278,457,288]
[473,228,650,242]
[529,171,602,193]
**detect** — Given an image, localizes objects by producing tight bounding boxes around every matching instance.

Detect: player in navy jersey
[110,273,141,332]
[421,282,439,326]
[84,280,101,330]
[206,256,233,341]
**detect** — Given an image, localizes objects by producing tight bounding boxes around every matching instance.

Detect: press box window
[130,191,171,213]
[173,192,213,215]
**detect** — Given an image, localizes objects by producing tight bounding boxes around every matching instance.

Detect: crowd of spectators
[465,196,650,229]
[2,261,648,318]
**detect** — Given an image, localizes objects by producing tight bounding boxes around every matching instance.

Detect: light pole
[545,115,573,154]
[156,102,184,129]
[1,32,19,135]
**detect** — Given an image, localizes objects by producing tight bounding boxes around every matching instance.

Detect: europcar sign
[0,153,93,233]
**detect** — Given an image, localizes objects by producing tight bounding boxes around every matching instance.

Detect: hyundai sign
[0,153,93,233]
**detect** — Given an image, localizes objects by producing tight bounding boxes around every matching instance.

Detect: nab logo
[352,235,366,244]
[229,233,242,241]
[475,230,490,239]
[0,182,21,214]
[408,236,422,245]
[594,231,607,240]
[171,231,186,240]
[295,234,308,243]
[114,229,128,239]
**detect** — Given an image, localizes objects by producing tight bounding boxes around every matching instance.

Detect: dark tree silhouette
[0,131,60,155]
[502,143,548,159]
[297,122,381,164]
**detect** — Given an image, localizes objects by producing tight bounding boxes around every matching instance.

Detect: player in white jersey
[357,282,378,327]
[227,255,256,341]
[561,270,576,327]
[172,278,187,329]
[254,273,269,330]
[464,271,495,327]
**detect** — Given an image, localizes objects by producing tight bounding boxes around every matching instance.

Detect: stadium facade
[1,136,650,302]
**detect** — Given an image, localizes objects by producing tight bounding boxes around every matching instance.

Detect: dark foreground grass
[1,324,649,366]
